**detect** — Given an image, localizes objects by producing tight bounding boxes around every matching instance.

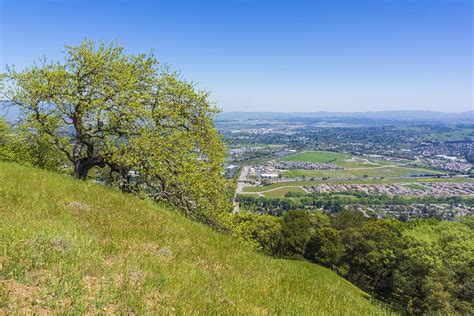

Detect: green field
[282,169,354,179]
[0,162,388,314]
[282,166,445,180]
[283,151,351,163]
[262,186,306,197]
[332,159,385,168]
[242,177,474,193]
[346,166,444,178]
[281,151,446,179]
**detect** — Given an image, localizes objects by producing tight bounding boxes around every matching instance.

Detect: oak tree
[2,40,231,224]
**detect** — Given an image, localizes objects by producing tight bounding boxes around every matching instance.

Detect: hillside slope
[0,162,388,314]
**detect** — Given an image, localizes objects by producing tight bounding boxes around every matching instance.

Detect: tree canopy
[1,40,231,224]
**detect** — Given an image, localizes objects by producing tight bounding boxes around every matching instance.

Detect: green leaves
[1,39,231,224]
[393,221,474,314]
[278,210,313,258]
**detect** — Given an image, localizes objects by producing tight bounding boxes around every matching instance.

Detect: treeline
[229,210,474,314]
[236,193,473,216]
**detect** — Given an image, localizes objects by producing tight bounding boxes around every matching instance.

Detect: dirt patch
[85,303,118,315]
[0,279,50,315]
[25,236,71,255]
[64,201,90,212]
[82,275,104,294]
[114,270,145,288]
[129,242,174,261]
[145,289,174,312]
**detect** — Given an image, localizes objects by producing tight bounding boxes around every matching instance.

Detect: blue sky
[0,0,472,112]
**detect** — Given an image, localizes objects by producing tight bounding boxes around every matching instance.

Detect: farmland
[283,151,350,163]
[278,151,446,180]
[262,186,307,197]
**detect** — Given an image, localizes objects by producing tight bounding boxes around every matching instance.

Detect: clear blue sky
[1,0,472,112]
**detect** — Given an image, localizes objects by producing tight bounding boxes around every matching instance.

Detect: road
[233,166,254,213]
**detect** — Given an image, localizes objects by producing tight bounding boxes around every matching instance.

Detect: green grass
[282,166,446,179]
[346,166,444,178]
[282,166,445,180]
[262,187,306,198]
[332,160,383,168]
[283,151,351,163]
[282,169,354,179]
[243,177,474,193]
[281,151,445,179]
[0,162,388,314]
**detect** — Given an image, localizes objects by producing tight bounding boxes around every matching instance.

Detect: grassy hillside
[0,162,388,314]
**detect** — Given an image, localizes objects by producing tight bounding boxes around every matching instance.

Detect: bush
[227,212,281,254]
[305,227,344,272]
[278,210,312,258]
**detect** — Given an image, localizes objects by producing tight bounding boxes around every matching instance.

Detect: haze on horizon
[1,0,472,113]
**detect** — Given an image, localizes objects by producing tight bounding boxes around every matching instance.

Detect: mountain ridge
[218,110,474,121]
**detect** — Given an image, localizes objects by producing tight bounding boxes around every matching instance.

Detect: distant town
[219,112,474,221]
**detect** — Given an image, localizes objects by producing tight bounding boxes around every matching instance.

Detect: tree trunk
[72,157,105,180]
[73,161,89,179]
[119,168,133,193]
[106,162,135,193]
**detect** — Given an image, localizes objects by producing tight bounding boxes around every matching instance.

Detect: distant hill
[2,101,472,124]
[0,162,388,314]
[218,110,474,122]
